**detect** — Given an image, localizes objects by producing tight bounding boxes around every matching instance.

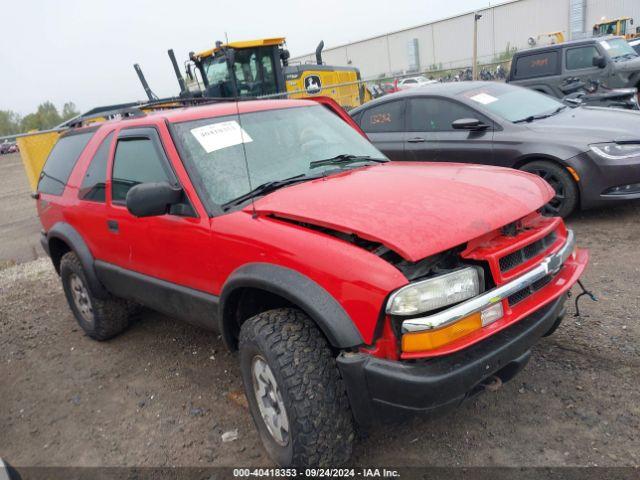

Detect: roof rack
[62,95,244,129]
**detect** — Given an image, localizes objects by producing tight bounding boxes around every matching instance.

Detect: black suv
[507,36,640,98]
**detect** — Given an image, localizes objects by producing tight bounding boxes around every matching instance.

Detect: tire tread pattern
[240,308,355,466]
[60,252,133,341]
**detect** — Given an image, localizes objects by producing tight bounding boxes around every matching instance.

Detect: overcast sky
[1,0,490,115]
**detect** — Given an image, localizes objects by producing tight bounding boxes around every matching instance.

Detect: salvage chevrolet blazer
[35,97,588,466]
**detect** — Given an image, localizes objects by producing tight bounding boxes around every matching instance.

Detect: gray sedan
[350,81,640,217]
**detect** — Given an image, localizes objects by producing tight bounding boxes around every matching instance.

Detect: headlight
[590,142,640,159]
[386,267,480,316]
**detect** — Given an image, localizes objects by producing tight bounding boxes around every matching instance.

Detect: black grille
[499,231,558,273]
[508,274,554,306]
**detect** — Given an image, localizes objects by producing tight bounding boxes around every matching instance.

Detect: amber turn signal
[401,312,482,352]
[401,303,504,353]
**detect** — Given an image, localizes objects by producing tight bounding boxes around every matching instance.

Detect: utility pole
[472,12,482,80]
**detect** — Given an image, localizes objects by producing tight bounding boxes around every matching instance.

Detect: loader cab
[593,17,637,40]
[193,38,287,98]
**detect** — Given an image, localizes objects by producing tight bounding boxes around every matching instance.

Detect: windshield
[200,47,279,97]
[459,83,564,122]
[203,56,230,85]
[600,38,638,59]
[171,105,385,209]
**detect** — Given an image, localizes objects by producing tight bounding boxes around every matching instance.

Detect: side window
[359,100,405,133]
[566,46,599,70]
[111,137,173,203]
[514,51,560,79]
[79,131,113,202]
[408,98,488,132]
[37,131,95,195]
[260,53,277,95]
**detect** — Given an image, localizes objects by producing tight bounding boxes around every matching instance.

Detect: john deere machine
[593,17,640,40]
[167,37,371,110]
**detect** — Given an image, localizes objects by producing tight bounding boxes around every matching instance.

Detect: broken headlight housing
[386,267,480,316]
[590,142,640,160]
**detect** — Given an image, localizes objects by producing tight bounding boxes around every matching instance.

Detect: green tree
[61,102,79,121]
[20,101,62,132]
[0,110,22,136]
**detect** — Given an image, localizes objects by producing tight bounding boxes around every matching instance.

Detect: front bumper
[399,229,575,335]
[337,295,566,426]
[568,150,640,209]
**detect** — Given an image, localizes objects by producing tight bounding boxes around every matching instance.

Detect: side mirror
[452,118,489,131]
[126,182,183,217]
[592,55,607,68]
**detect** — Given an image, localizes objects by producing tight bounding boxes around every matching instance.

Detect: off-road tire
[239,308,355,467]
[60,251,132,341]
[520,160,578,218]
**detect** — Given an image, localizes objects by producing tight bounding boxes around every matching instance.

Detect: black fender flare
[47,222,109,299]
[219,263,364,350]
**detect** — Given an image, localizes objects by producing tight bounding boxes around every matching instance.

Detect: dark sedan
[350,81,640,217]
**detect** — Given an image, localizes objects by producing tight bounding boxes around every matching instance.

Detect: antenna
[223,46,256,218]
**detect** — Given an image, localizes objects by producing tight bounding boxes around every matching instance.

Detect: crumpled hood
[613,56,640,73]
[250,162,554,262]
[526,106,640,144]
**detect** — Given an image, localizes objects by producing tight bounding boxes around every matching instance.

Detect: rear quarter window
[513,50,560,79]
[37,130,95,195]
[359,100,405,133]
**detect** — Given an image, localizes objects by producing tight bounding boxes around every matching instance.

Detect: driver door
[105,126,214,294]
[563,44,606,88]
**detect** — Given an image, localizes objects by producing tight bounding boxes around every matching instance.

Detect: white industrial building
[290,0,640,78]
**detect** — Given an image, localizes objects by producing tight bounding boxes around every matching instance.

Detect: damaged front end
[372,213,589,360]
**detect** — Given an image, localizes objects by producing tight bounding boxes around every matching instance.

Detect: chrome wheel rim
[251,355,289,446]
[69,273,94,324]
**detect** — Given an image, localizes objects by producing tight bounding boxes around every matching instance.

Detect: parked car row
[0,141,19,154]
[350,81,640,217]
[368,36,640,112]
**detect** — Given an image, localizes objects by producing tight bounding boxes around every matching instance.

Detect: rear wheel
[60,252,133,340]
[239,308,355,467]
[521,160,578,217]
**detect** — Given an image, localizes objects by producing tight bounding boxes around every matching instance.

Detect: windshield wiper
[222,173,317,209]
[309,154,388,169]
[513,105,566,124]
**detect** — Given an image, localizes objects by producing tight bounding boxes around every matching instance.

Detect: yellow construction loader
[180,37,371,110]
[593,17,639,40]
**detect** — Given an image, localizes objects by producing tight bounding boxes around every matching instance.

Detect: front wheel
[520,160,578,218]
[239,308,355,467]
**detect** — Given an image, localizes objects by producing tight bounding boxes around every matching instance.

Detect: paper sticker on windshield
[469,93,498,105]
[190,121,253,153]
[600,40,611,50]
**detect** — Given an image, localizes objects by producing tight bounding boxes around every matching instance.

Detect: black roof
[351,81,495,113]
[514,35,622,55]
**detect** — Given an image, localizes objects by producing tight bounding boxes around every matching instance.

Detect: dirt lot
[0,154,43,267]
[0,152,639,468]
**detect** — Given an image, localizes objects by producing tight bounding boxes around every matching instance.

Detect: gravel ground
[0,154,43,267]
[0,153,638,468]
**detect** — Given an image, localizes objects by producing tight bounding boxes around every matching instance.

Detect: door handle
[107,220,119,233]
[407,137,426,143]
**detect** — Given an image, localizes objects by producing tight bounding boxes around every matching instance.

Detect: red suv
[36,97,588,466]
